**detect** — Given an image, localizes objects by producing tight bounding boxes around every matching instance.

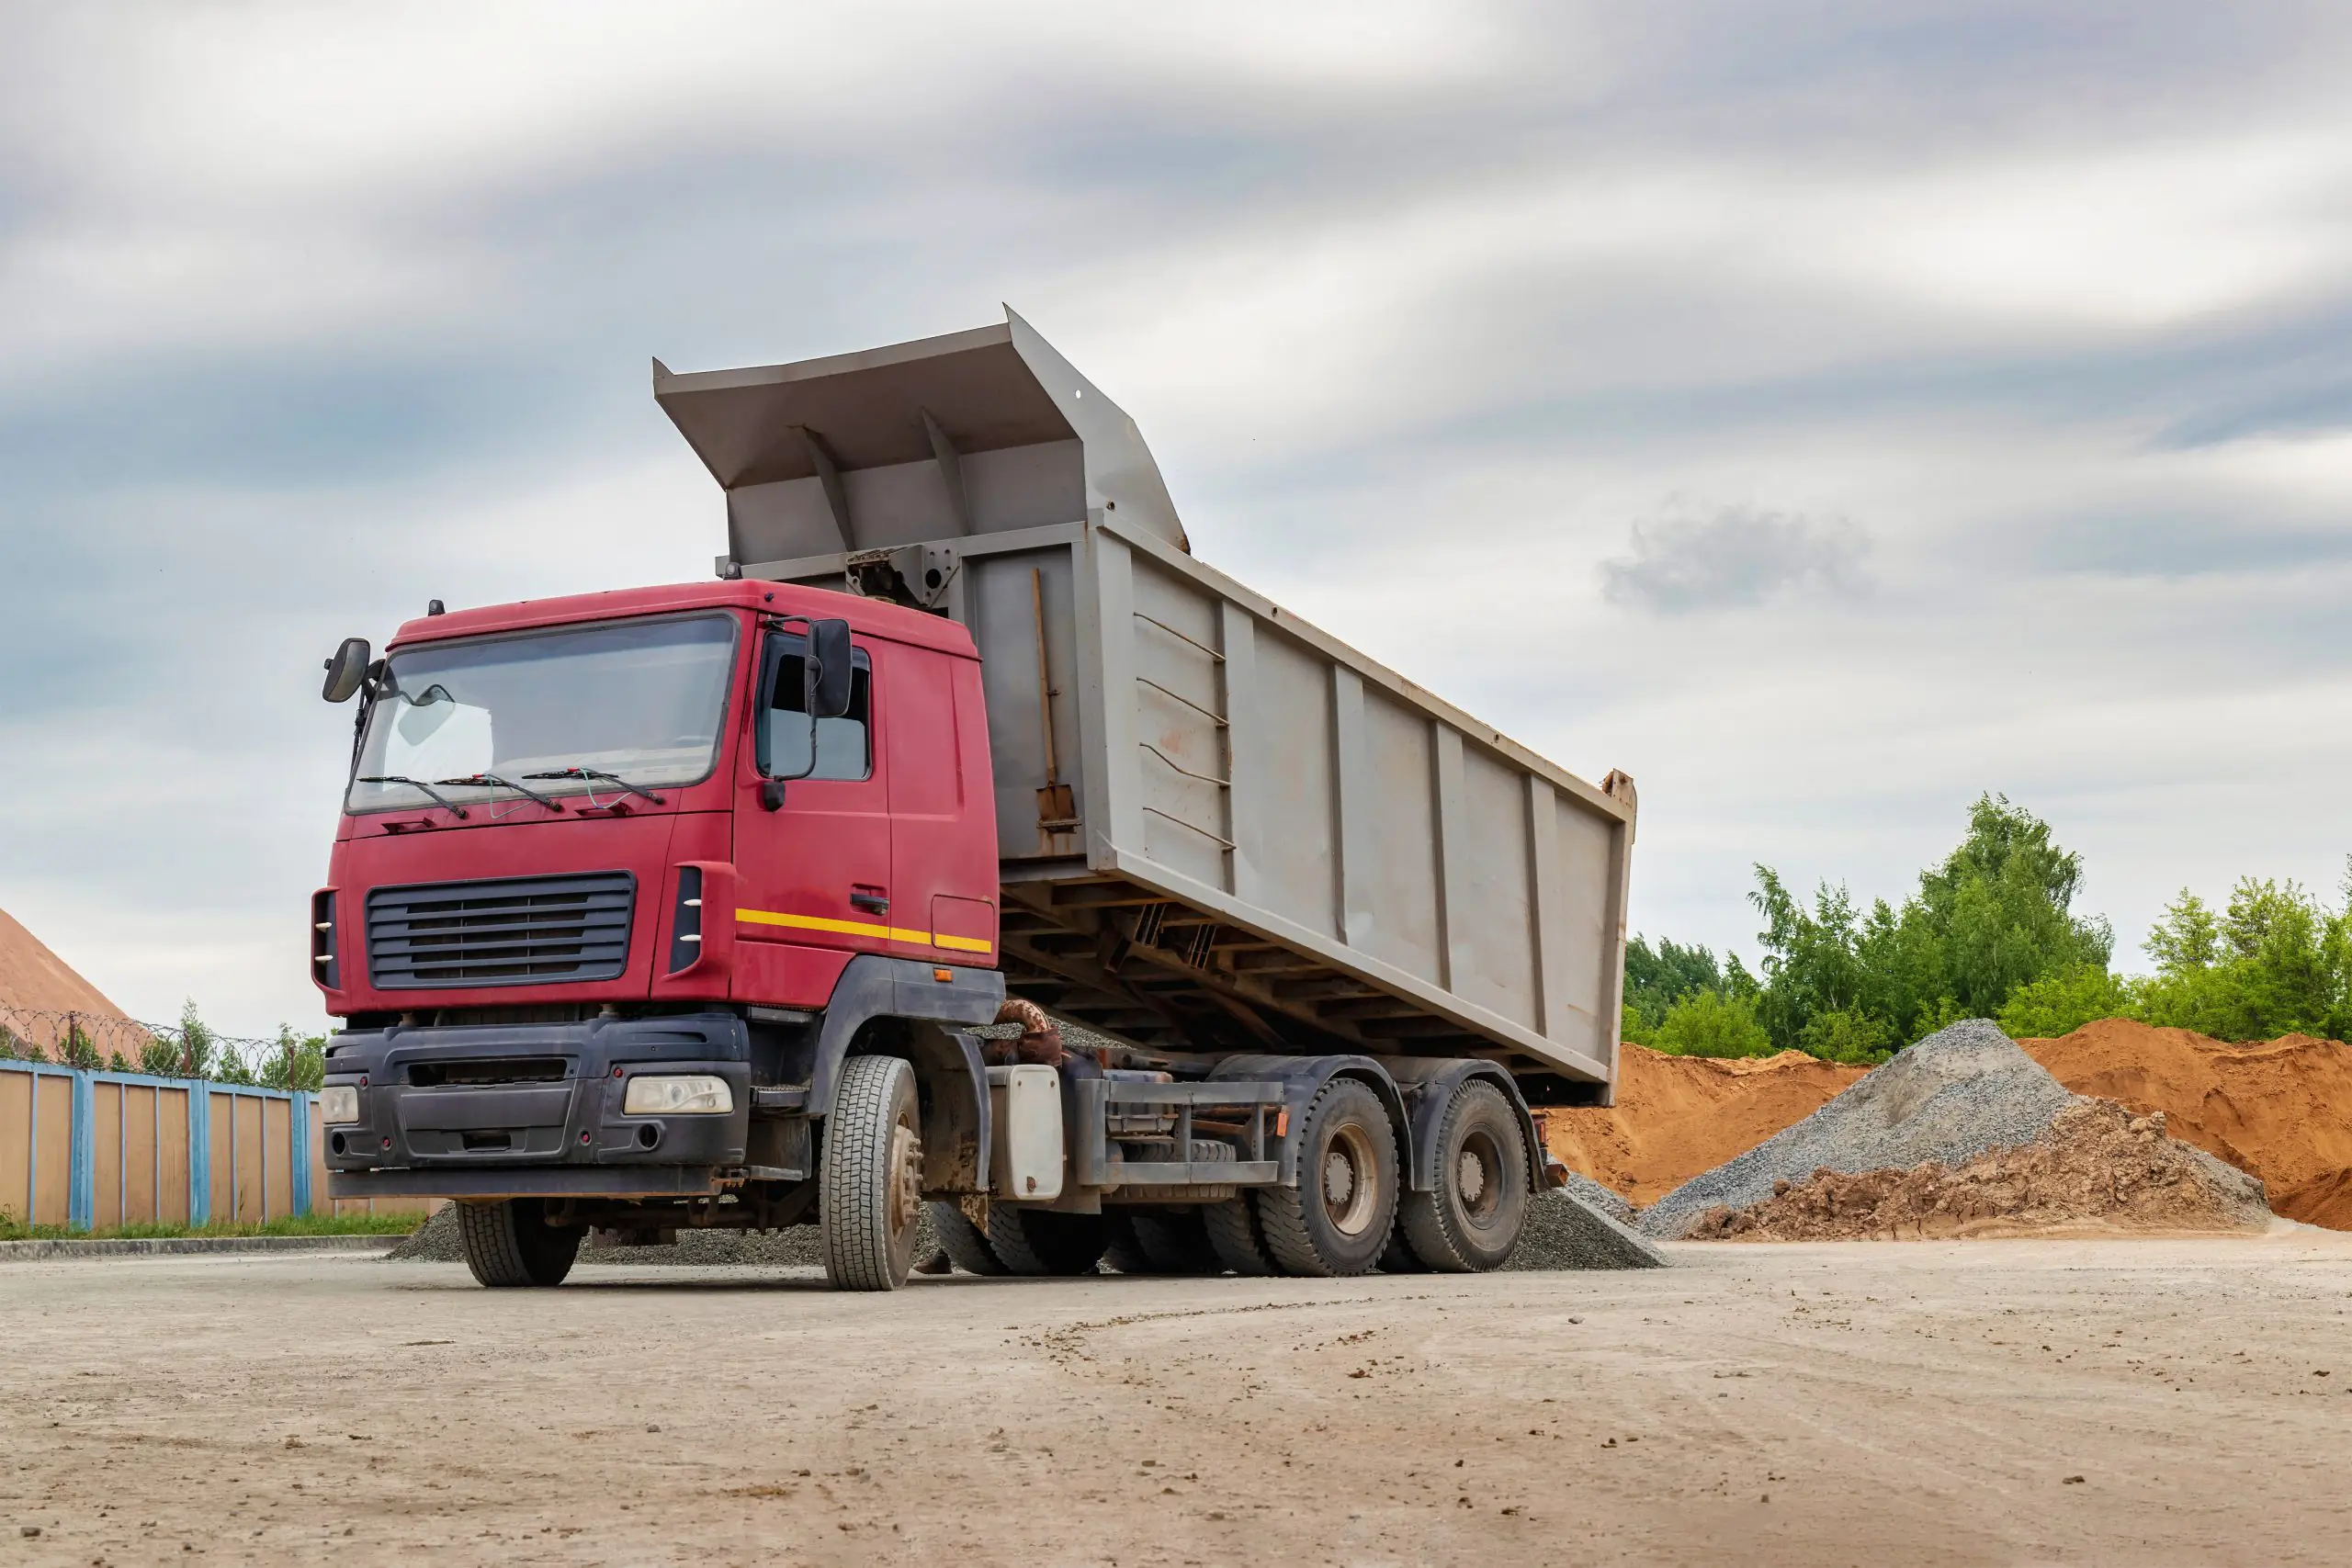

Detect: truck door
[882,641,997,964]
[731,628,892,1003]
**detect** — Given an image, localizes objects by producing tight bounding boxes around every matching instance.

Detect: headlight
[320,1086,360,1125]
[623,1074,733,1115]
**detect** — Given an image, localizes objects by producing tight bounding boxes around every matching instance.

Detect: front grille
[406,1056,570,1088]
[367,873,635,989]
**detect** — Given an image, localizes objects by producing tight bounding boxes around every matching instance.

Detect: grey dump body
[657,309,1634,1106]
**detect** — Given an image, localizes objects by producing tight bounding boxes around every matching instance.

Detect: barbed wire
[0,1001,322,1088]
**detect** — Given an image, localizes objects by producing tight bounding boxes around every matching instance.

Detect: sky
[3,2,2350,1037]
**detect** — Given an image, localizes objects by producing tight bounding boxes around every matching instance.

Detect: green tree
[1746,795,2111,1060]
[2137,874,2351,1041]
[1647,988,1777,1058]
[1747,870,1877,1053]
[138,1032,184,1078]
[261,1027,328,1094]
[1996,964,2138,1039]
[1623,936,1727,1021]
[176,999,216,1078]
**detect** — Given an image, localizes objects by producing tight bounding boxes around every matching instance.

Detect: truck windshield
[346,613,738,814]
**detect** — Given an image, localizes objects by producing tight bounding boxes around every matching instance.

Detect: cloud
[5,4,2352,1030]
[1599,507,1871,614]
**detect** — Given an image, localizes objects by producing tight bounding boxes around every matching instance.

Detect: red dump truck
[314,310,1636,1288]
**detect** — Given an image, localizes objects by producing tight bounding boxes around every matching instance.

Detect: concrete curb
[0,1234,399,1262]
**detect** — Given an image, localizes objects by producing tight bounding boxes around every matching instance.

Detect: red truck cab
[314,579,1009,1270]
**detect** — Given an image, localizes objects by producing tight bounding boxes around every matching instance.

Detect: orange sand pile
[1683,1100,2270,1241]
[2023,1020,2352,1230]
[0,905,130,1020]
[1541,1045,1865,1205]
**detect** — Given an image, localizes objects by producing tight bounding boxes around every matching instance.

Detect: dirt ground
[5,1235,2351,1566]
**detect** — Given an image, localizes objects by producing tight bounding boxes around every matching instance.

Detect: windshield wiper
[435,773,563,810]
[522,766,666,806]
[357,775,471,818]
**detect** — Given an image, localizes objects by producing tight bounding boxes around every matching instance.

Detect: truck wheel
[1201,1198,1277,1276]
[820,1055,925,1291]
[457,1199,582,1288]
[1102,1211,1220,1275]
[1256,1079,1398,1278]
[1132,1211,1221,1274]
[985,1207,1107,1275]
[928,1201,1010,1276]
[1100,1215,1152,1275]
[1398,1079,1530,1271]
[1379,1231,1430,1273]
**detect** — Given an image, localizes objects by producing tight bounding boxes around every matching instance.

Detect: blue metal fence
[2,1058,321,1232]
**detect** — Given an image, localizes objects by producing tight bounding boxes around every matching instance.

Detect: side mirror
[806,619,854,719]
[322,638,371,703]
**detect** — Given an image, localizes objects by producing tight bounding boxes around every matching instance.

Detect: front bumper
[322,1012,753,1199]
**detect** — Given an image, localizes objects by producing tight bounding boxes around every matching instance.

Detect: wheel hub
[1457,1148,1488,1207]
[888,1122,923,1234]
[1320,1123,1382,1236]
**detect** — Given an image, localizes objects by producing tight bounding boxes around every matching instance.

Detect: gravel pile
[1638,1020,2079,1240]
[383,1206,461,1260]
[1557,1169,1637,1227]
[1504,1187,1668,1270]
[1685,1100,2271,1239]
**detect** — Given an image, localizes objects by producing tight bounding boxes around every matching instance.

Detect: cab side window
[763,641,872,781]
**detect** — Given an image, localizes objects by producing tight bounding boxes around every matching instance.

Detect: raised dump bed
[655,309,1634,1105]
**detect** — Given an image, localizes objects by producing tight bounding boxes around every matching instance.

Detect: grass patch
[0,1211,426,1243]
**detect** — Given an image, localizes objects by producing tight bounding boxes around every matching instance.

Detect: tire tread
[821,1055,918,1292]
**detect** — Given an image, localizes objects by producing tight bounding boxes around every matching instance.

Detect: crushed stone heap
[1687,1099,2270,1240]
[1638,1019,2079,1239]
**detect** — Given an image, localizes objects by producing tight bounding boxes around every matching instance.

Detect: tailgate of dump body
[654,310,1635,1105]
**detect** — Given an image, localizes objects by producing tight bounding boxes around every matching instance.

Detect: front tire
[457,1200,582,1288]
[1398,1080,1531,1271]
[1256,1079,1399,1278]
[820,1055,924,1291]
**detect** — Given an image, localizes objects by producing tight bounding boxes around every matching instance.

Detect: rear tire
[1102,1210,1221,1275]
[1379,1230,1430,1273]
[1131,1210,1222,1274]
[1100,1214,1152,1275]
[1398,1080,1531,1272]
[457,1200,582,1288]
[1202,1196,1278,1276]
[1256,1079,1398,1278]
[820,1055,924,1291]
[928,1201,1010,1276]
[985,1207,1107,1275]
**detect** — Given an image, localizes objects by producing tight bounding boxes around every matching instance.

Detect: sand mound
[1638,1021,2082,1238]
[1686,1099,2272,1240]
[2022,1020,2352,1230]
[1539,1046,1863,1204]
[2275,1168,2352,1229]
[0,905,136,1050]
